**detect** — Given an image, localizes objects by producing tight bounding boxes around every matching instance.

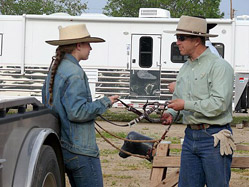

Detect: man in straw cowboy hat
[42,24,119,187]
[161,15,235,186]
[168,20,221,94]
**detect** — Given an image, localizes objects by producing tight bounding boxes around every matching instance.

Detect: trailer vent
[237,15,249,20]
[139,8,170,18]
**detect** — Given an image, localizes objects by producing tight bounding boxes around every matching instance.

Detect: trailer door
[130,34,161,99]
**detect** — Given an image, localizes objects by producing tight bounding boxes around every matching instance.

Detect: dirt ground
[66,119,249,187]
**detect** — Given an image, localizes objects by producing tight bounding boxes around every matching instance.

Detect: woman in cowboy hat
[42,24,119,187]
[161,15,235,187]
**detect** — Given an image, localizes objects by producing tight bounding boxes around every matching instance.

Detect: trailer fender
[12,128,64,187]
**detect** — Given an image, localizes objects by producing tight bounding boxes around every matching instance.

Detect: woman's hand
[108,95,119,105]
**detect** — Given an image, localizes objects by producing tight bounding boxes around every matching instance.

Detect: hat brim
[165,30,218,37]
[46,36,105,46]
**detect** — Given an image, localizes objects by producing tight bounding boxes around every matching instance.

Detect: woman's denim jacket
[42,54,111,157]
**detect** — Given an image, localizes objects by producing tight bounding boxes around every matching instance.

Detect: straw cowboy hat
[167,15,218,37]
[46,24,105,46]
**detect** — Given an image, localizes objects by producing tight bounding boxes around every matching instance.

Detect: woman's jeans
[62,148,103,187]
[178,125,233,187]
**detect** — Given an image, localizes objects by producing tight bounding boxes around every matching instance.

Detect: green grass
[234,150,249,154]
[100,149,119,156]
[97,109,161,123]
[96,131,127,139]
[97,109,249,125]
[165,137,181,144]
[118,163,140,170]
[231,168,249,175]
[101,159,109,163]
[139,160,152,169]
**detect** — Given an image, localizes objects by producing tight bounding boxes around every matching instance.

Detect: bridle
[95,99,179,160]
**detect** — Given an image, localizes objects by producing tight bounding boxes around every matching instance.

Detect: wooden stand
[150,142,249,187]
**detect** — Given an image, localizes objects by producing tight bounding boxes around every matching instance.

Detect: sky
[85,0,249,18]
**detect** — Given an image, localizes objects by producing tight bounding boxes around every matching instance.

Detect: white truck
[0,8,249,112]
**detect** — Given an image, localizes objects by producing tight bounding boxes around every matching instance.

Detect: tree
[0,0,87,16]
[103,0,224,18]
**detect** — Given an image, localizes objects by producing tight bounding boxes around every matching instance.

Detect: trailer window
[0,34,2,56]
[171,42,225,63]
[139,36,153,68]
[171,42,187,63]
[212,43,224,58]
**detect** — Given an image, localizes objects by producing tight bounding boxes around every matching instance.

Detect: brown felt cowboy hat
[46,24,105,46]
[166,15,218,37]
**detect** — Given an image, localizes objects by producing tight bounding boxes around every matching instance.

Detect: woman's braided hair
[48,44,76,105]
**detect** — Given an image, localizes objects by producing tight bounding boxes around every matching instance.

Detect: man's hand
[212,129,236,156]
[160,113,173,125]
[168,82,176,93]
[108,95,119,105]
[167,99,185,111]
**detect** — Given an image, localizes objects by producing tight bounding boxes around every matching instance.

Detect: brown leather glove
[212,129,236,156]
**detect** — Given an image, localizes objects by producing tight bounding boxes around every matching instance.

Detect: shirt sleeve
[62,74,112,123]
[184,62,234,117]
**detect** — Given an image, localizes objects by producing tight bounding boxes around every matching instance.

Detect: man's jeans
[62,148,103,187]
[178,125,233,187]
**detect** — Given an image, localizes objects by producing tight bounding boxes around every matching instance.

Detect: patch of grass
[128,180,140,187]
[234,150,249,154]
[169,148,182,154]
[232,168,249,176]
[118,163,140,170]
[103,174,113,178]
[97,109,161,123]
[97,109,249,125]
[240,176,249,180]
[142,127,149,130]
[101,173,133,180]
[139,160,152,169]
[111,181,117,186]
[232,116,249,125]
[100,149,119,156]
[165,137,181,144]
[115,175,133,179]
[101,159,109,163]
[96,131,127,139]
[241,142,249,145]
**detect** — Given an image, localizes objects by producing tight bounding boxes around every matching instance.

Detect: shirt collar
[188,48,212,64]
[64,53,80,66]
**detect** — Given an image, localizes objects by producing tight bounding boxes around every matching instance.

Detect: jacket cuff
[100,96,112,108]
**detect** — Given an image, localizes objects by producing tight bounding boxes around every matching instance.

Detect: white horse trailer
[0,9,249,112]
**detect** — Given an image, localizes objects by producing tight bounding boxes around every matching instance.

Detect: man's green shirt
[168,48,234,125]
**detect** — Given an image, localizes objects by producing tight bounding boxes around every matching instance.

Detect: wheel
[32,145,62,187]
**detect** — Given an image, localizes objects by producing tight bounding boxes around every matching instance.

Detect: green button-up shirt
[168,48,234,125]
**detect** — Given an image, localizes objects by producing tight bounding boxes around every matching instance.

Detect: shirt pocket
[192,72,210,99]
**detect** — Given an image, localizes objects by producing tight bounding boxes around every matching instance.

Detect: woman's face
[79,42,92,60]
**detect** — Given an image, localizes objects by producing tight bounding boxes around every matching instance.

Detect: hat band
[176,29,206,35]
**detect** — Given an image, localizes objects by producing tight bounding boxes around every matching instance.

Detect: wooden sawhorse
[150,142,249,187]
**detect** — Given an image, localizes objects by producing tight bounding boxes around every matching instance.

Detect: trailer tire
[32,145,62,187]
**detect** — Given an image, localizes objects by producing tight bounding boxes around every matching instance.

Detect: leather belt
[187,124,210,130]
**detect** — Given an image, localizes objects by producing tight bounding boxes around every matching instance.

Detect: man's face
[176,35,198,56]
